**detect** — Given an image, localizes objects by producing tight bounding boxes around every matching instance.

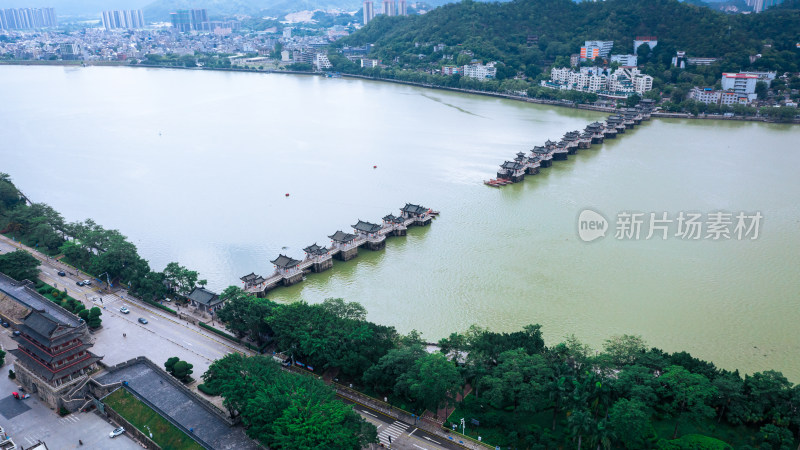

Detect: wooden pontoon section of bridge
[242,203,436,297]
[484,100,655,187]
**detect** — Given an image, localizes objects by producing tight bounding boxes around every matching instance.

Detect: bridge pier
[335,247,358,261]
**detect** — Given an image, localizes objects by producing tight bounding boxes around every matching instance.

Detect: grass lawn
[104,388,204,450]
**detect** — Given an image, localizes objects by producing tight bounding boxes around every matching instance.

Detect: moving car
[1,323,8,328]
[82,279,92,286]
[76,281,84,286]
[57,271,66,277]
[138,318,148,325]
[109,427,125,438]
[119,306,130,314]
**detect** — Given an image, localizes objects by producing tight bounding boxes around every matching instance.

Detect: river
[2,65,799,380]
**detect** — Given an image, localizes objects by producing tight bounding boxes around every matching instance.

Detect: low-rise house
[187,286,224,314]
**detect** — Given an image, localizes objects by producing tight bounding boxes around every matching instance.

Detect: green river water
[2,66,799,380]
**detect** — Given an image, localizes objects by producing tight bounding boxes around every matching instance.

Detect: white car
[82,280,92,286]
[109,427,125,438]
[119,306,130,314]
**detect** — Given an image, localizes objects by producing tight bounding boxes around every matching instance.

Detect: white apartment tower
[363,1,375,24]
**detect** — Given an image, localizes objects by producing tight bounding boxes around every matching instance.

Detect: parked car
[119,306,130,314]
[57,271,66,277]
[1,323,8,328]
[12,331,20,337]
[109,427,125,438]
[138,318,148,325]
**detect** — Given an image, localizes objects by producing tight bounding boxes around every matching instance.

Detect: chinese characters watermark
[578,210,762,242]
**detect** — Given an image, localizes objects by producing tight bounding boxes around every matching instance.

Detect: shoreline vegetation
[2,116,799,446]
[2,60,798,124]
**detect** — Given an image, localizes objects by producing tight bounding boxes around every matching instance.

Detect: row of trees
[214,288,800,448]
[0,174,203,303]
[202,353,377,449]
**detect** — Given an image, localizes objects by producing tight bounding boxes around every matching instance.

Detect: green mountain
[341,0,800,74]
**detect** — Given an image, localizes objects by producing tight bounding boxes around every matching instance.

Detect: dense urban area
[1,0,800,120]
[1,0,800,448]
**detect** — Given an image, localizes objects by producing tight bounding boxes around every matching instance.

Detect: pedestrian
[123,333,126,338]
[79,439,83,445]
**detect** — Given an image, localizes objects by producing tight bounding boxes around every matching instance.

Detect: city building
[543,66,652,98]
[0,7,57,30]
[672,51,686,68]
[383,0,396,16]
[398,0,408,16]
[314,53,332,70]
[0,273,102,411]
[463,62,496,80]
[739,71,777,86]
[170,10,191,32]
[633,36,657,54]
[747,0,784,12]
[59,43,80,60]
[689,87,749,105]
[610,54,638,66]
[721,72,758,95]
[283,27,292,39]
[190,9,208,29]
[363,1,375,24]
[580,40,613,61]
[441,65,461,75]
[570,54,580,67]
[361,58,380,68]
[687,56,719,65]
[101,10,145,30]
[170,9,208,32]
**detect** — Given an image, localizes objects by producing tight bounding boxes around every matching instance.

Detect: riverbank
[2,60,797,123]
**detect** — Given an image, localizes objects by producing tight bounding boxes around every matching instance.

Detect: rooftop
[0,273,81,327]
[186,287,221,306]
[270,254,301,269]
[329,230,357,243]
[352,220,382,234]
[303,243,329,256]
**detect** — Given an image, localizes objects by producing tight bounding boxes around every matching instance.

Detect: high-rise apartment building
[101,10,145,30]
[383,0,396,16]
[170,9,207,32]
[363,1,375,24]
[0,7,57,30]
[398,0,408,16]
[190,9,208,29]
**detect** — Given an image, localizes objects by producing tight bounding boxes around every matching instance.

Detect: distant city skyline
[0,7,57,30]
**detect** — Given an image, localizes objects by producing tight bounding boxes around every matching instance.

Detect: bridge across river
[242,204,437,297]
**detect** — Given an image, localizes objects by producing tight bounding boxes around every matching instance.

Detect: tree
[609,398,651,449]
[568,408,595,450]
[164,356,179,374]
[397,353,462,415]
[602,334,647,366]
[203,354,377,448]
[626,93,641,107]
[87,306,102,329]
[0,250,40,282]
[659,365,717,439]
[172,360,194,382]
[363,344,426,394]
[163,262,198,296]
[0,349,5,367]
[481,349,552,413]
[754,81,768,99]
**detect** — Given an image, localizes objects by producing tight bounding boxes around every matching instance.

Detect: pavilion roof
[271,254,301,269]
[329,230,357,243]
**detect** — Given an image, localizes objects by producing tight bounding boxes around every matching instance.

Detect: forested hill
[341,0,800,73]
